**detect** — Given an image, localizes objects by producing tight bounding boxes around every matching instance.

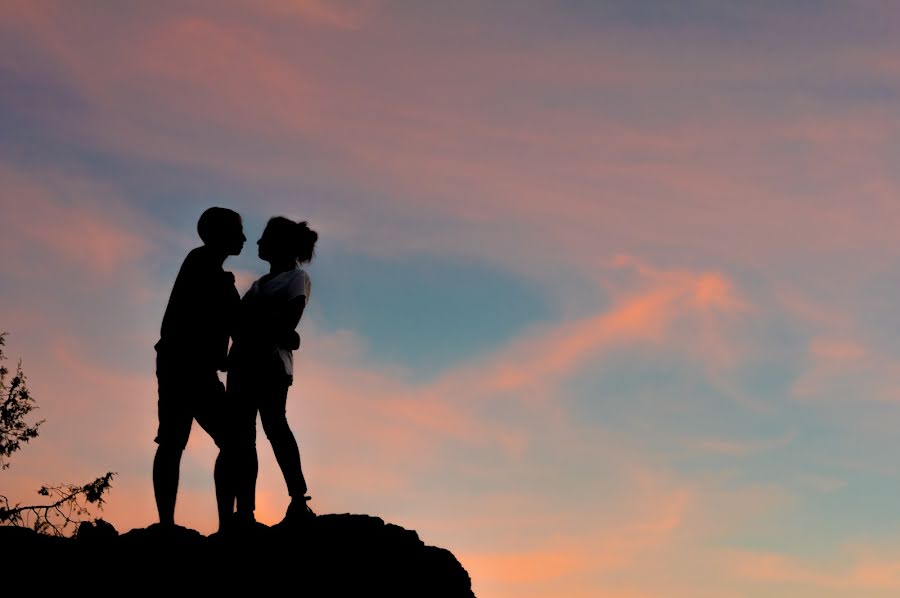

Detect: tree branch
[0,472,116,536]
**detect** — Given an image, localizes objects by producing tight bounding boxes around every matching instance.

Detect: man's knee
[155,438,188,457]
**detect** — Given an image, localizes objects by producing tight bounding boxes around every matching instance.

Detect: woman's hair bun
[295,220,318,263]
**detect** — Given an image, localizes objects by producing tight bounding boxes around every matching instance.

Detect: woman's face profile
[257,228,271,261]
[257,224,284,262]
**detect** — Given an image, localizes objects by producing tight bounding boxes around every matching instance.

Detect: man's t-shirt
[155,246,241,374]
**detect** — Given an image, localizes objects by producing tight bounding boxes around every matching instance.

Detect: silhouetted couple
[152,207,318,533]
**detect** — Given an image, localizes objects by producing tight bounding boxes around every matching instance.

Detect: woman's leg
[258,382,307,499]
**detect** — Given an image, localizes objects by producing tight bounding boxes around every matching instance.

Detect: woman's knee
[261,413,292,441]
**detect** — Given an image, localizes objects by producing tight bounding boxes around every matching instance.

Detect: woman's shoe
[280,495,315,526]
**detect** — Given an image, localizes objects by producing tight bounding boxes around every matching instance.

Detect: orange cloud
[440,260,748,396]
[464,546,588,585]
[808,337,867,362]
[458,467,694,597]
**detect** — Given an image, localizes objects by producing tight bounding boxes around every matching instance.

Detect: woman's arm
[274,295,306,350]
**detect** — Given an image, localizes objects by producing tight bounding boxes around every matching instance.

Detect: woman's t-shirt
[241,268,310,377]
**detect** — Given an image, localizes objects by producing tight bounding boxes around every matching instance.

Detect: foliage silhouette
[0,331,115,536]
[0,332,42,469]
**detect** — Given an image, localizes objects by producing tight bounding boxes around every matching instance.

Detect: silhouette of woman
[227,217,318,526]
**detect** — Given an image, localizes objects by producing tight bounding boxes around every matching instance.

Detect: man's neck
[199,245,228,268]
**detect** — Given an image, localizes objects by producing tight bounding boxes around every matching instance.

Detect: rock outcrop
[4,514,476,597]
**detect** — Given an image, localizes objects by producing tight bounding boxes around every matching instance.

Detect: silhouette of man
[152,207,245,531]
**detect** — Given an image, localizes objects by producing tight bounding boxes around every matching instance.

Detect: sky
[4,1,900,596]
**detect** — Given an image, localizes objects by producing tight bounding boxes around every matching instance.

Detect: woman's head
[258,216,318,265]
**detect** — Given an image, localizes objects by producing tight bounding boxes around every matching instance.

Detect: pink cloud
[809,337,867,362]
[11,0,900,285]
[0,164,155,281]
[248,0,376,30]
[729,548,900,592]
[791,332,900,403]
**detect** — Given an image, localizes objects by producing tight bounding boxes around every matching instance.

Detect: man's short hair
[197,207,240,245]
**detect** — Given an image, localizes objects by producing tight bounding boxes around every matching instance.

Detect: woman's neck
[268,259,297,275]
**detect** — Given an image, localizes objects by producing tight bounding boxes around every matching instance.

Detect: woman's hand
[279,330,301,351]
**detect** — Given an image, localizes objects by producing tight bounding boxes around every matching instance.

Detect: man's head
[197,207,245,256]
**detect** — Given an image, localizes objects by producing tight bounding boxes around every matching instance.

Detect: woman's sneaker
[279,495,316,527]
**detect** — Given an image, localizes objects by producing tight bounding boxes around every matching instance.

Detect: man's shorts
[155,359,229,451]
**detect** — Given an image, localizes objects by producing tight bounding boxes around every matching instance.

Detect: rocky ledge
[3,513,476,596]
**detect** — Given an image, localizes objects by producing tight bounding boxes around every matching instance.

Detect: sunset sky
[6,1,900,596]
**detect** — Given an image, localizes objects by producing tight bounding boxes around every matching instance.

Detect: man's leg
[209,411,256,528]
[213,448,234,528]
[196,374,258,530]
[194,375,236,530]
[153,444,183,527]
[153,378,193,527]
[232,395,259,522]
